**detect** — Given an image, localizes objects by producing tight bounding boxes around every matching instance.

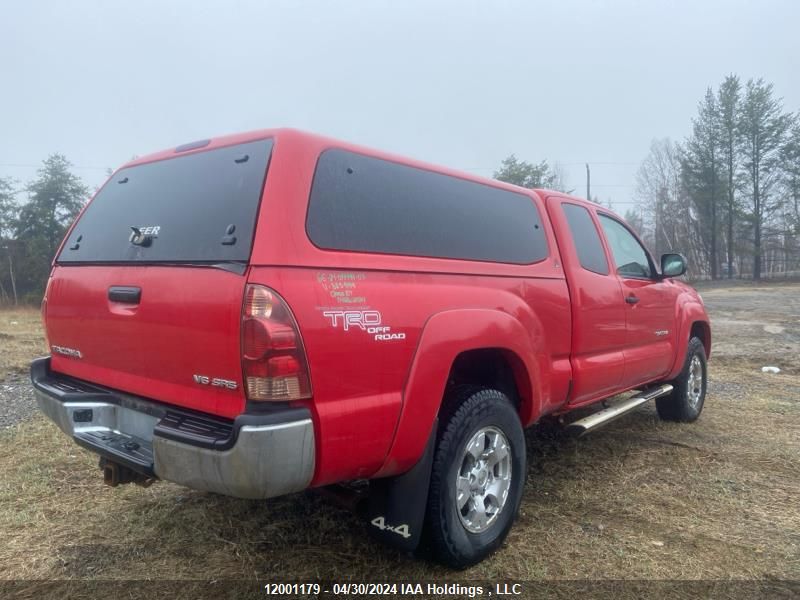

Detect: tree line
[494,75,799,281]
[0,156,88,304]
[634,75,799,280]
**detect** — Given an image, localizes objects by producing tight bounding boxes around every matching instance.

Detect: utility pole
[585,163,591,202]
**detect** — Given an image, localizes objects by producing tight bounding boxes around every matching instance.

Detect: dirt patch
[701,283,800,374]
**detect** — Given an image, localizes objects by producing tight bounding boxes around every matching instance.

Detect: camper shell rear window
[57,139,273,264]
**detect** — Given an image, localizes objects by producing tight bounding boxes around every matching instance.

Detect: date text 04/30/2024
[262,582,524,596]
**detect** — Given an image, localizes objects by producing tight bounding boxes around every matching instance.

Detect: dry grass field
[0,283,798,598]
[0,307,47,380]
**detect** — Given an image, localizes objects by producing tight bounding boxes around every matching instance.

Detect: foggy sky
[2,0,798,211]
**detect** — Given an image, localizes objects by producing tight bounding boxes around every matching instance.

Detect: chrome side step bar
[565,384,674,437]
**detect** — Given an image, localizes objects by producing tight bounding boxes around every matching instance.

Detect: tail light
[241,285,311,402]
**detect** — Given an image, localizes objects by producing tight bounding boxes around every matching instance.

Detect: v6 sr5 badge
[323,310,406,341]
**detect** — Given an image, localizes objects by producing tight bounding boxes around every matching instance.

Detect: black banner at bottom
[1,580,798,600]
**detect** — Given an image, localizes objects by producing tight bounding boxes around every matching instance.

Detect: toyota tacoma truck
[33,128,710,567]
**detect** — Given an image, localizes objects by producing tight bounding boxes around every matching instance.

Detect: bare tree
[782,121,800,229]
[636,138,706,276]
[636,138,678,253]
[0,177,18,304]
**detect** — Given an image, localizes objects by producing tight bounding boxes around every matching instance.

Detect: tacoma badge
[51,345,83,359]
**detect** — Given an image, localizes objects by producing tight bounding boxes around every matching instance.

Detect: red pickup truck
[33,129,710,567]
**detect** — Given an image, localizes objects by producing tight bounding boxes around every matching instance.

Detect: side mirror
[661,253,687,278]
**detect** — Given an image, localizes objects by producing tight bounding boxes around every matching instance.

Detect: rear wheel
[425,386,525,568]
[656,336,707,422]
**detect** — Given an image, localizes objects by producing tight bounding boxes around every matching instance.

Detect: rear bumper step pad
[74,430,155,475]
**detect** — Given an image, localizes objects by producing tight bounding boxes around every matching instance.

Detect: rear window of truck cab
[306,149,548,264]
[58,139,273,264]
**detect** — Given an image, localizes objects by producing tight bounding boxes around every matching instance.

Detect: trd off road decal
[323,310,406,342]
[316,271,405,341]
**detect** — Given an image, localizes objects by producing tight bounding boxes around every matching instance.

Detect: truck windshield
[57,139,273,264]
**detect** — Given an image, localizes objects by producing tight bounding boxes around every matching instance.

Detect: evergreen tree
[683,88,724,278]
[717,75,742,278]
[738,79,794,280]
[494,155,562,190]
[14,154,88,298]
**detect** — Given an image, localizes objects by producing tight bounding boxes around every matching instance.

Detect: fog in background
[1,0,798,211]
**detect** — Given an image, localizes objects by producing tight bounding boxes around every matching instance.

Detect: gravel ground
[699,281,800,373]
[0,372,36,430]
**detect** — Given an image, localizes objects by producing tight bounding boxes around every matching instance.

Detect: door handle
[108,286,141,304]
[625,294,640,305]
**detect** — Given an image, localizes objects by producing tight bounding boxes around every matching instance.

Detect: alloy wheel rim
[455,426,512,534]
[687,354,703,408]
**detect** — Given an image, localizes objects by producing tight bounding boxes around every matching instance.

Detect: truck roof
[122,127,617,218]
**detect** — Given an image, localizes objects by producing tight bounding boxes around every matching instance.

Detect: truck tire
[656,336,707,422]
[425,386,525,568]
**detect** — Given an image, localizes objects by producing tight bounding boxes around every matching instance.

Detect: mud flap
[365,419,437,552]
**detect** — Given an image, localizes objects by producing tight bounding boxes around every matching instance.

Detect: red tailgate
[46,265,247,418]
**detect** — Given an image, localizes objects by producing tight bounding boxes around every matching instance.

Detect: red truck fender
[374,308,548,479]
[666,298,711,381]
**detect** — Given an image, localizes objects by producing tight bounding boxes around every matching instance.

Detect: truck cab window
[562,203,609,275]
[598,214,652,279]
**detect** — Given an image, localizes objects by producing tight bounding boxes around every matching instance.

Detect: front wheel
[425,386,526,568]
[656,336,707,422]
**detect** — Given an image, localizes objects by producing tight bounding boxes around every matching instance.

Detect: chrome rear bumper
[32,358,315,500]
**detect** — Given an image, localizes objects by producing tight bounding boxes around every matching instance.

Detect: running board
[565,384,674,437]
